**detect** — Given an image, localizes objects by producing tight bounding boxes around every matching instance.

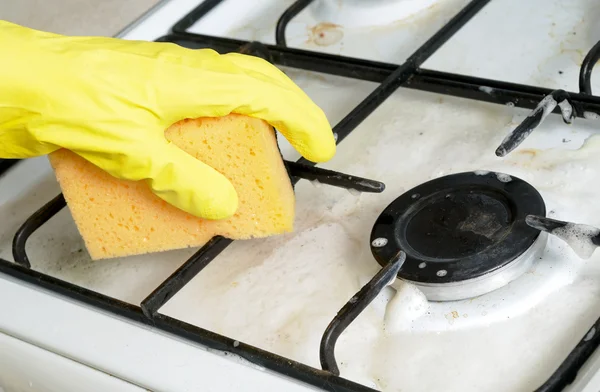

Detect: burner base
[392,232,547,301]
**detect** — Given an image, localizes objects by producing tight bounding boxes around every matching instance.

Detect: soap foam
[552,223,600,259]
[496,173,512,182]
[384,281,429,334]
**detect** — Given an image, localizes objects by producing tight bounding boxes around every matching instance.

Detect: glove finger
[242,80,337,163]
[160,57,336,163]
[76,138,239,220]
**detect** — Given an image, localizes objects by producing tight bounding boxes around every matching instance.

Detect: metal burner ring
[392,232,547,301]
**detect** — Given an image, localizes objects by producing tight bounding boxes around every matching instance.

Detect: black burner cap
[370,171,546,284]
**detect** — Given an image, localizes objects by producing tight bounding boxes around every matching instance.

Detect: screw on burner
[372,238,388,247]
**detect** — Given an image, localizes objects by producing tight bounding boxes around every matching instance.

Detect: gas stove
[2,0,600,391]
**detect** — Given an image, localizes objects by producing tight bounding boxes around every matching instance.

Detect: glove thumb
[82,140,239,220]
[146,141,239,219]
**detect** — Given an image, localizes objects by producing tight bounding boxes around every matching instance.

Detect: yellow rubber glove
[0,21,336,220]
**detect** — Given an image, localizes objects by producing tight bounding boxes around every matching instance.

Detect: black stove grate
[1,1,600,391]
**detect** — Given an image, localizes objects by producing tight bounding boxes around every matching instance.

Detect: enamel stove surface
[3,1,600,392]
[370,171,547,301]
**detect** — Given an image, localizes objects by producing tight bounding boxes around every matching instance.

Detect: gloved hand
[0,21,336,220]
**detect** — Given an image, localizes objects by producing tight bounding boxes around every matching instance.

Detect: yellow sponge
[48,114,295,260]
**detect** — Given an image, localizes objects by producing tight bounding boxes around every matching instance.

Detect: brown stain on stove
[539,13,590,85]
[445,310,460,325]
[307,22,344,47]
[516,147,573,171]
[518,148,540,158]
[559,43,585,67]
[513,148,541,168]
[557,15,587,66]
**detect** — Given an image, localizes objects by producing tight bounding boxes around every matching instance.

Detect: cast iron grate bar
[157,31,397,81]
[140,236,232,318]
[275,0,313,46]
[320,251,406,375]
[580,40,600,95]
[172,0,224,34]
[13,194,66,268]
[284,161,386,193]
[534,320,600,392]
[3,1,600,392]
[409,69,600,114]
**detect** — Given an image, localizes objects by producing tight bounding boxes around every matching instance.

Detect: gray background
[1,0,161,36]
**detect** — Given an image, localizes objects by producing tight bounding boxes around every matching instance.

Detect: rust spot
[451,311,459,318]
[307,22,344,46]
[517,148,539,158]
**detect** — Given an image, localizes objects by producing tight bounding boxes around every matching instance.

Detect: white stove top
[2,0,600,391]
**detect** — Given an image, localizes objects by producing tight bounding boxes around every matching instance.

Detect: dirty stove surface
[2,0,600,391]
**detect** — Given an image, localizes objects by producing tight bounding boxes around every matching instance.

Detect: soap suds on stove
[496,173,512,182]
[557,99,574,122]
[552,223,600,259]
[529,95,558,121]
[384,281,429,333]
